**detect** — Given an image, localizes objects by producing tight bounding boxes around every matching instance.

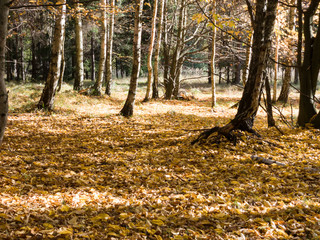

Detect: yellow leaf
[151,219,165,226]
[43,223,54,229]
[57,227,73,235]
[60,205,70,212]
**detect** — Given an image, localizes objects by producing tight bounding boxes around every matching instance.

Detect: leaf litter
[0,87,320,239]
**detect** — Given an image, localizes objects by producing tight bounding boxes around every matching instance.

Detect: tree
[92,0,107,96]
[120,0,144,117]
[152,0,165,99]
[143,0,158,102]
[74,2,84,91]
[193,0,278,143]
[210,0,216,107]
[105,0,115,96]
[38,0,67,110]
[0,0,10,145]
[277,0,296,103]
[297,0,320,127]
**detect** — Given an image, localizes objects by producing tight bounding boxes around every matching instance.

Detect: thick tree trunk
[105,0,115,96]
[0,0,10,145]
[152,0,165,99]
[93,0,107,96]
[38,1,66,110]
[74,2,84,91]
[193,0,278,144]
[297,0,320,126]
[143,0,158,102]
[120,0,144,117]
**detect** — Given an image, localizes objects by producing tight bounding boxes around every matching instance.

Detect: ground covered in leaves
[1,81,320,239]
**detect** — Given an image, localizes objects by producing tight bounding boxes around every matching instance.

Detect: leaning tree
[193,0,278,143]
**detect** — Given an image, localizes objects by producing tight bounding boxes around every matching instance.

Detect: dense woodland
[0,0,320,239]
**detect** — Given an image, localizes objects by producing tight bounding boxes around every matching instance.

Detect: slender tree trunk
[0,0,10,145]
[210,0,216,107]
[297,0,320,127]
[265,75,275,127]
[278,0,295,103]
[143,0,158,102]
[152,0,165,99]
[163,2,171,99]
[93,0,107,96]
[272,33,279,102]
[91,35,95,82]
[57,44,65,92]
[105,0,115,95]
[120,0,144,117]
[242,32,252,85]
[74,2,84,90]
[38,1,66,110]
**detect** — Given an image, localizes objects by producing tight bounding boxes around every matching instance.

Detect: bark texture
[0,0,10,145]
[210,0,216,107]
[120,0,144,117]
[105,0,115,96]
[74,2,84,91]
[93,0,107,96]
[38,1,66,110]
[143,0,158,102]
[193,0,278,143]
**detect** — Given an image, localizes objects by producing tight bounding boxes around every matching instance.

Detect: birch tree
[143,0,158,102]
[74,2,84,91]
[210,0,216,107]
[38,0,66,110]
[0,0,10,145]
[120,0,144,117]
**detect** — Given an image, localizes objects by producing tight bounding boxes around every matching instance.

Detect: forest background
[0,0,320,239]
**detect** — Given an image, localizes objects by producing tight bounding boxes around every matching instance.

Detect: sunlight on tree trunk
[74,2,84,91]
[120,0,144,117]
[242,32,252,85]
[105,0,115,96]
[0,0,10,145]
[152,0,165,99]
[37,1,66,110]
[93,0,107,96]
[272,33,279,102]
[210,0,216,108]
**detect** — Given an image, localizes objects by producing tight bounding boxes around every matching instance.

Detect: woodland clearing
[1,78,320,239]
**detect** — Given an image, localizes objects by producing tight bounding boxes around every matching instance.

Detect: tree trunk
[0,0,10,145]
[93,0,107,96]
[37,1,66,110]
[91,35,95,82]
[242,32,252,85]
[105,0,115,96]
[272,33,279,102]
[57,44,65,92]
[74,2,84,91]
[143,0,158,102]
[152,0,165,99]
[120,0,144,117]
[278,0,295,103]
[297,0,320,127]
[193,0,278,144]
[210,0,216,107]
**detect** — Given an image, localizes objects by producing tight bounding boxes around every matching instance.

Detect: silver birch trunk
[211,0,216,107]
[242,32,252,85]
[105,0,115,95]
[120,0,144,117]
[0,0,10,145]
[38,1,66,110]
[74,2,84,90]
[143,0,158,102]
[93,0,107,95]
[152,0,165,99]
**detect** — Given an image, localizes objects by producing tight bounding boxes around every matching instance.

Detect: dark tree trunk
[265,75,275,127]
[297,0,320,126]
[277,66,291,103]
[38,2,66,110]
[120,0,144,117]
[0,0,10,145]
[91,35,95,82]
[193,0,278,144]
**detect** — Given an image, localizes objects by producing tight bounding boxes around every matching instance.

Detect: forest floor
[1,78,320,239]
